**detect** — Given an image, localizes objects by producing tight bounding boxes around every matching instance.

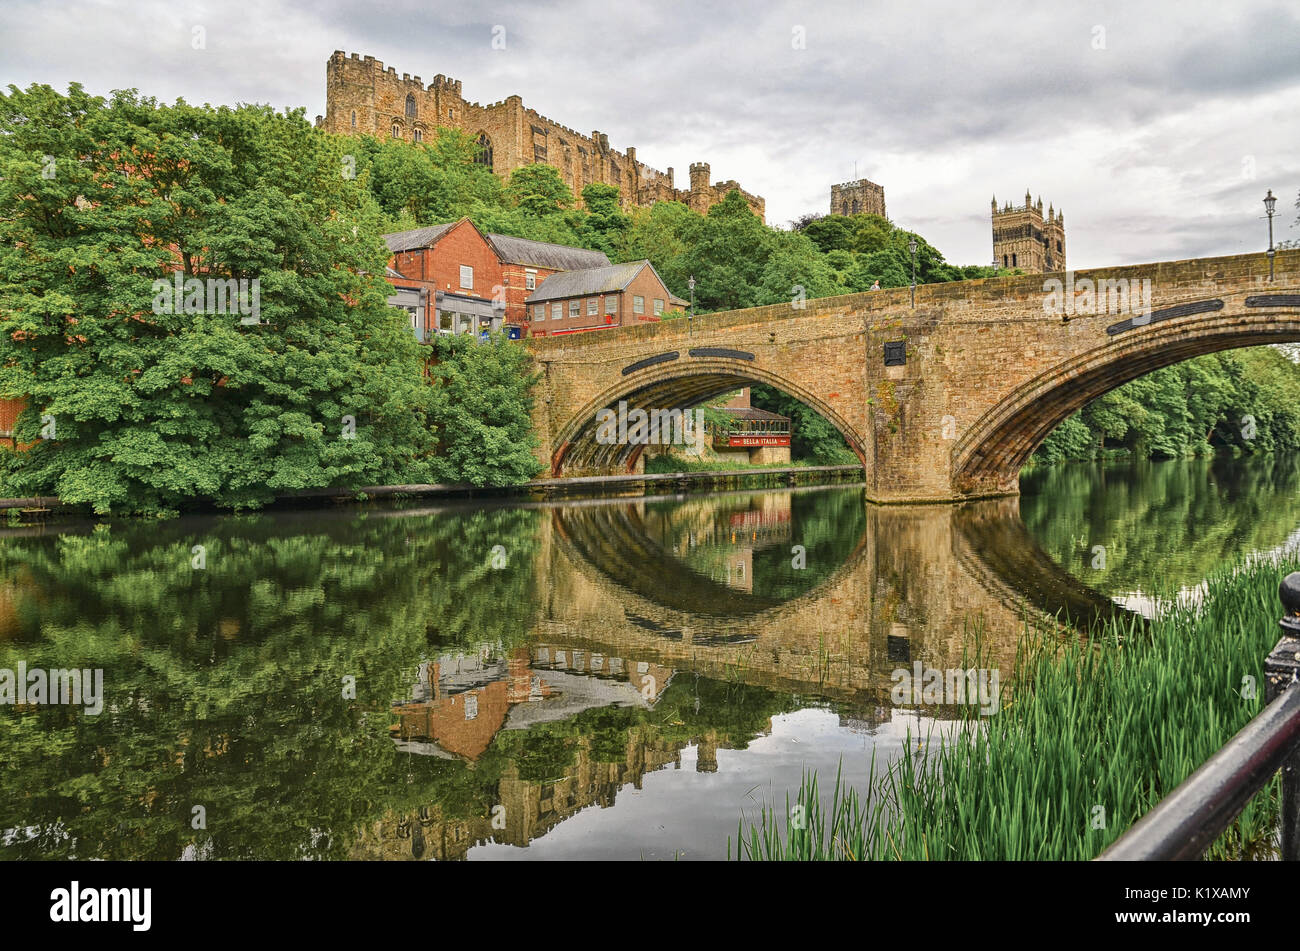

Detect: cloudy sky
[2,0,1297,269]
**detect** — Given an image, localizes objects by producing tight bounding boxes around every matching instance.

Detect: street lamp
[1264,190,1277,282]
[688,275,695,337]
[908,236,918,308]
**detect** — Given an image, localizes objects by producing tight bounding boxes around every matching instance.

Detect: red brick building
[383,218,610,338]
[488,233,611,332]
[523,260,685,336]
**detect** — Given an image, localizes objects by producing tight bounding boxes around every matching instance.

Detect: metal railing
[1098,571,1300,860]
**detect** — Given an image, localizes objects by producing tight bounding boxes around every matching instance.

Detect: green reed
[731,556,1293,860]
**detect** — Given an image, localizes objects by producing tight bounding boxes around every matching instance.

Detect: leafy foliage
[0,84,436,514]
[426,335,544,486]
[1035,348,1300,464]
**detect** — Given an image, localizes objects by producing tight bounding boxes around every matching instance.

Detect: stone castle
[318,51,765,220]
[992,190,1066,273]
[830,178,886,218]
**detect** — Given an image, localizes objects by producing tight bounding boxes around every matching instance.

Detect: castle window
[391,123,400,138]
[851,199,860,214]
[1011,253,1017,267]
[351,110,356,128]
[405,94,417,119]
[1003,254,1008,267]
[1057,240,1062,252]
[449,108,456,120]
[842,202,850,215]
[475,133,493,171]
[413,129,422,143]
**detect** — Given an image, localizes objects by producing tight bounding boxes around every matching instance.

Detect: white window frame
[587,298,598,316]
[569,300,580,317]
[604,296,617,315]
[633,295,644,315]
[525,269,537,290]
[459,265,473,290]
[654,298,664,315]
[533,304,544,321]
[552,302,562,320]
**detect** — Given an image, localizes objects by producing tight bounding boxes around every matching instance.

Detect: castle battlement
[322,51,765,221]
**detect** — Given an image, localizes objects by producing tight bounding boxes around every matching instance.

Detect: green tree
[506,163,574,217]
[426,334,545,486]
[0,84,436,514]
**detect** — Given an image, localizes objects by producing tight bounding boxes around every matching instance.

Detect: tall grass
[731,557,1293,860]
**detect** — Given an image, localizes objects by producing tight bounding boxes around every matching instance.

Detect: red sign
[727,436,790,447]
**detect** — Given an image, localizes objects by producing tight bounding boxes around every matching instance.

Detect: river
[2,453,1298,860]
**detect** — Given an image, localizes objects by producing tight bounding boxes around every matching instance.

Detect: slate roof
[524,260,658,303]
[383,222,457,253]
[486,233,611,271]
[719,407,791,422]
[382,221,611,273]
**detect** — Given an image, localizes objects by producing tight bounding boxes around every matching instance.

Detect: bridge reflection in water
[361,486,1130,859]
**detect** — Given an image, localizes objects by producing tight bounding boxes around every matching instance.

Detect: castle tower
[688,162,711,213]
[991,188,1066,273]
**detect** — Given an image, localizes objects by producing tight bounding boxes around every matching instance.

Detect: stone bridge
[527,250,1300,502]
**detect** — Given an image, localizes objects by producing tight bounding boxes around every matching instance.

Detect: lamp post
[688,275,695,337]
[908,236,918,308]
[1265,190,1277,282]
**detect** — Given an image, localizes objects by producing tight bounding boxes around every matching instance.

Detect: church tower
[991,190,1066,273]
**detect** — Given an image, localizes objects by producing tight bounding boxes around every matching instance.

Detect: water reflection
[3,457,1298,859]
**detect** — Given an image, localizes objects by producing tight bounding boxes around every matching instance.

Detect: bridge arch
[550,356,869,475]
[952,305,1300,497]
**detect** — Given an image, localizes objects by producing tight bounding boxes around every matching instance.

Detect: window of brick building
[459,266,473,290]
[604,296,617,315]
[654,298,664,315]
[633,295,644,315]
[569,300,579,317]
[552,303,562,320]
[525,270,536,290]
[533,304,544,321]
[587,298,597,316]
